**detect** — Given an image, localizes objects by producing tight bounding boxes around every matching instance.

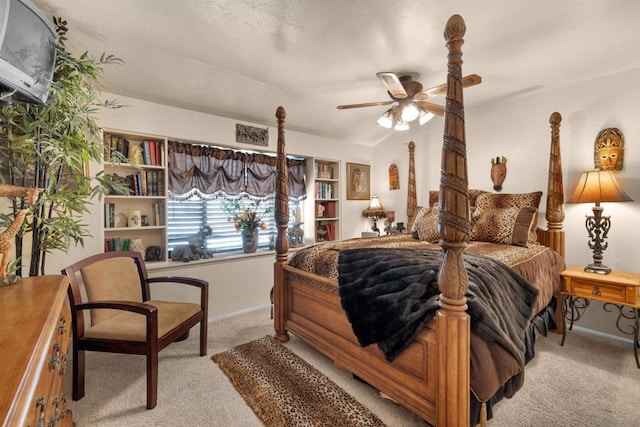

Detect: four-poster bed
[273,14,566,426]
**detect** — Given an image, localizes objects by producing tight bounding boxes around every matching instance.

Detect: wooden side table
[560,266,640,368]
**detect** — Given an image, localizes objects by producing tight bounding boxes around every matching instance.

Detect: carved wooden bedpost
[541,112,565,259]
[274,106,290,342]
[407,141,417,224]
[437,14,470,425]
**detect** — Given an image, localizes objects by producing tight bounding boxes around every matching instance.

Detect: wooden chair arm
[76,300,158,317]
[145,276,208,290]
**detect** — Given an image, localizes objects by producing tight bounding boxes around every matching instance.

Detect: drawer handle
[58,315,67,335]
[35,396,46,427]
[592,285,601,296]
[48,342,61,370]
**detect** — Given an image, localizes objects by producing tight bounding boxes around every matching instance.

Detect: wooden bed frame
[273,15,565,426]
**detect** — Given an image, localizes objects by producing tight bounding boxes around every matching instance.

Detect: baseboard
[208,304,271,324]
[570,325,635,346]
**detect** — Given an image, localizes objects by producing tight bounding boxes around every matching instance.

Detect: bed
[272,14,566,426]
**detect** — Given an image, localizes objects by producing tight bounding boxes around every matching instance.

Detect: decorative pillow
[470,207,537,247]
[411,205,440,242]
[428,189,489,208]
[474,191,543,243]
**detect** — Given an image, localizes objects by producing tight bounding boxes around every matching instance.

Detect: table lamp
[568,169,633,274]
[362,195,387,235]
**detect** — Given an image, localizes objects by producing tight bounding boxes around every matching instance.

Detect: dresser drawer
[566,278,630,304]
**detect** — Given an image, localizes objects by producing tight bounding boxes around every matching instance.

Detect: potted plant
[0,17,129,279]
[223,199,270,253]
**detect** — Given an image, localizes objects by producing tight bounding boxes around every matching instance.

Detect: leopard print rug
[212,336,386,426]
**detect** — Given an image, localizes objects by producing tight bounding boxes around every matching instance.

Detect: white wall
[373,67,640,339]
[45,94,375,320]
[45,67,640,337]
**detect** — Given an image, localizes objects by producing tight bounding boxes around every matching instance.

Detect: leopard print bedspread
[289,234,564,313]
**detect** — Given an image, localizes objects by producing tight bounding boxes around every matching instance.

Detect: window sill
[146,246,307,273]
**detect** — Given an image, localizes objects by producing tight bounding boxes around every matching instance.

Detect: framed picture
[346,162,371,200]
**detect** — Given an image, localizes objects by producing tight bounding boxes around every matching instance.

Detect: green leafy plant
[0,17,130,277]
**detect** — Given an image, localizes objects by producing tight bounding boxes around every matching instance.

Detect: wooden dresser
[0,275,73,426]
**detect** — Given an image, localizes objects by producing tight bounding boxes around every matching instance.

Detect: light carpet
[212,335,386,427]
[68,308,640,426]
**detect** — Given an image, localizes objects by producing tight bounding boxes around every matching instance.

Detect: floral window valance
[167,140,306,201]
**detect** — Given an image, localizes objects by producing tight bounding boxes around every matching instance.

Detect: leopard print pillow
[470,206,537,246]
[474,191,543,243]
[412,206,440,242]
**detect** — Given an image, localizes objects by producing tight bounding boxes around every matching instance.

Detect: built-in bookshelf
[102,129,168,261]
[312,158,340,243]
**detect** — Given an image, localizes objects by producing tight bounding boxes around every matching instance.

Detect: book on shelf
[104,203,115,228]
[325,223,336,241]
[142,140,152,165]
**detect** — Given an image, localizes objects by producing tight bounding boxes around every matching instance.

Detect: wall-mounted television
[0,0,56,105]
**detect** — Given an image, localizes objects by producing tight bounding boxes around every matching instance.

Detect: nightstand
[560,266,640,368]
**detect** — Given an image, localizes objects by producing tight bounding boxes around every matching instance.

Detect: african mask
[594,128,624,171]
[490,156,507,192]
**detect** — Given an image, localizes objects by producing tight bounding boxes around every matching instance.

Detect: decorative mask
[490,156,507,192]
[594,128,624,171]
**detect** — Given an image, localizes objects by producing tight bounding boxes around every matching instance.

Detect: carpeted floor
[68,308,640,426]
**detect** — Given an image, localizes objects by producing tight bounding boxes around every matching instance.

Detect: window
[167,195,302,255]
[166,140,306,256]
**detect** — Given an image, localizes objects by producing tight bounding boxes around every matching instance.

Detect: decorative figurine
[594,128,624,171]
[490,156,507,192]
[0,184,40,285]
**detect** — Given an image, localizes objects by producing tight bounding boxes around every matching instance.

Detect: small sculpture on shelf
[170,225,214,262]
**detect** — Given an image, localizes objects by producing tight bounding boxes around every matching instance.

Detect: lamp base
[584,263,611,275]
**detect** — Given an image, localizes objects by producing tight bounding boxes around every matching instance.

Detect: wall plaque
[236,124,269,146]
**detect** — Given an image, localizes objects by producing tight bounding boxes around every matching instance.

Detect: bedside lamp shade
[362,195,387,235]
[568,170,632,274]
[568,170,632,204]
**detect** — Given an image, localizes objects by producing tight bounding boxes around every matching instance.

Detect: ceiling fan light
[419,110,435,125]
[394,120,410,131]
[401,103,420,122]
[377,111,393,128]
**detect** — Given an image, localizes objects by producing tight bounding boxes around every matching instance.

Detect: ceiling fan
[337,72,482,130]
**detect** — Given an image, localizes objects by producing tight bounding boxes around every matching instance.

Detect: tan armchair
[62,251,208,409]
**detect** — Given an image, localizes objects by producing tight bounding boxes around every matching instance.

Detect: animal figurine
[0,184,40,285]
[490,156,507,192]
[170,225,214,262]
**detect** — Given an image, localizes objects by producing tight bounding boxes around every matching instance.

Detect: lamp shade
[568,170,633,204]
[362,195,387,218]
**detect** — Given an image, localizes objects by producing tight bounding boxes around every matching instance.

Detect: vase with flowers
[223,199,270,253]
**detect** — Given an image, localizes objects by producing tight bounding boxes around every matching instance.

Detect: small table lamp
[362,195,387,235]
[568,169,633,274]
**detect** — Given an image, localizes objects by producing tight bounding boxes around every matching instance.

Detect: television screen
[0,0,56,104]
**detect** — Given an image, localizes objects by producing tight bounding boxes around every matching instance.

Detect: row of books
[104,237,134,252]
[126,170,165,197]
[103,133,165,166]
[103,133,131,161]
[140,140,165,166]
[315,182,335,199]
[315,163,334,179]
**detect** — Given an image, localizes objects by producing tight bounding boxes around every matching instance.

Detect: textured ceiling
[33,0,640,146]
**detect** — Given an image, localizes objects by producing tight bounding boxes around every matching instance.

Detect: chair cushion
[80,257,143,326]
[83,300,201,342]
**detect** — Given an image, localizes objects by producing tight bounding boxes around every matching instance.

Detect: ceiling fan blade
[336,100,394,110]
[376,72,408,99]
[415,74,483,100]
[415,101,445,116]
